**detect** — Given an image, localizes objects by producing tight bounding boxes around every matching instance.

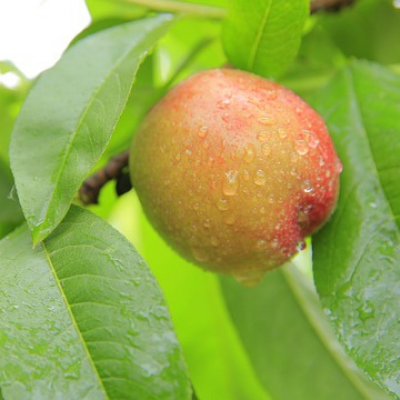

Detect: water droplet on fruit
[268,193,275,204]
[257,239,267,249]
[218,99,231,109]
[270,239,279,249]
[290,167,298,177]
[192,247,209,262]
[211,236,219,246]
[243,144,256,163]
[185,148,192,156]
[278,128,287,139]
[232,270,265,287]
[290,152,300,162]
[217,198,229,211]
[225,214,236,225]
[257,130,269,141]
[334,158,343,174]
[261,143,271,156]
[303,129,320,148]
[296,240,306,251]
[301,179,314,193]
[243,169,250,181]
[258,117,273,126]
[222,170,239,196]
[198,126,208,138]
[295,140,309,155]
[254,169,266,185]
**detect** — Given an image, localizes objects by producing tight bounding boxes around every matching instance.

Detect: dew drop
[334,158,343,174]
[270,239,279,249]
[222,170,239,196]
[268,193,275,204]
[278,128,287,139]
[198,126,208,138]
[261,143,272,156]
[243,143,256,163]
[254,169,266,185]
[290,152,300,163]
[185,148,192,156]
[301,179,314,193]
[243,169,251,181]
[303,129,320,148]
[295,140,309,155]
[225,214,236,225]
[217,198,229,211]
[290,167,298,177]
[257,239,267,249]
[258,117,273,126]
[257,130,269,141]
[232,270,265,287]
[192,247,209,262]
[204,219,211,228]
[296,240,306,251]
[211,236,219,246]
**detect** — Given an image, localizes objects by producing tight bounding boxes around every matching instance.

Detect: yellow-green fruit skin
[130,69,342,282]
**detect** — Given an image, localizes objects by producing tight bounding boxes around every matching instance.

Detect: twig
[79,150,131,205]
[311,0,356,13]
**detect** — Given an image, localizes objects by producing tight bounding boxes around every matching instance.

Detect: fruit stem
[79,150,130,205]
[115,0,228,19]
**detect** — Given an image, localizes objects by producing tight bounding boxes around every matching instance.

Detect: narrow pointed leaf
[310,61,400,398]
[220,264,388,400]
[222,0,309,78]
[10,14,175,245]
[0,206,191,399]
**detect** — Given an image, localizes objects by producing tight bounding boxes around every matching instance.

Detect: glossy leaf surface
[311,61,400,398]
[0,206,191,399]
[222,0,309,78]
[10,15,175,244]
[221,264,387,400]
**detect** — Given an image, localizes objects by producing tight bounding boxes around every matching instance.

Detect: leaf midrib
[42,241,109,399]
[248,0,272,71]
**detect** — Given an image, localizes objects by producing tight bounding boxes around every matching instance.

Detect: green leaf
[222,0,309,78]
[0,158,22,224]
[310,61,400,398]
[220,264,388,400]
[320,0,400,65]
[10,14,175,245]
[0,205,191,399]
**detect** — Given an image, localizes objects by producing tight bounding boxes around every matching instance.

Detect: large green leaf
[0,206,191,399]
[310,61,400,398]
[221,264,388,400]
[0,158,22,224]
[319,0,400,65]
[222,0,309,78]
[10,15,175,245]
